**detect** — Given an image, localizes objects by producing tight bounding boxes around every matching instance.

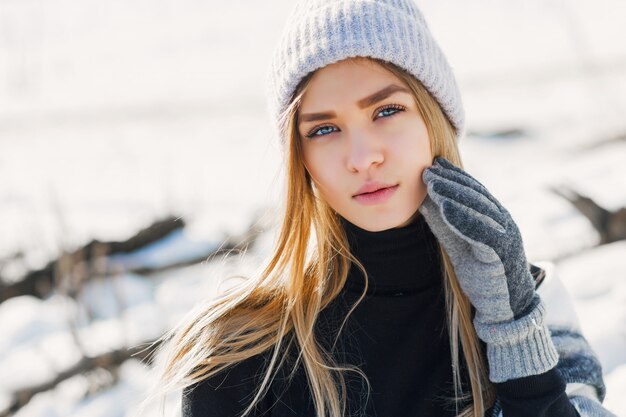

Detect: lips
[358,186,391,195]
[353,184,399,205]
[354,181,398,197]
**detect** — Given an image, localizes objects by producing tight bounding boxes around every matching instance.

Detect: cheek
[417,139,433,168]
[303,149,342,196]
[388,132,432,189]
[386,115,431,154]
[392,131,432,167]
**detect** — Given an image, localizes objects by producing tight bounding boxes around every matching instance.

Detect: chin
[354,212,415,232]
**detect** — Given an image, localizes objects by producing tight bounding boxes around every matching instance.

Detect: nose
[346,130,384,173]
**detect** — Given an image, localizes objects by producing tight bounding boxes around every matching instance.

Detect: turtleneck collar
[339,212,442,295]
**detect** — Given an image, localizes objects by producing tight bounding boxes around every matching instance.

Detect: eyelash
[304,104,407,139]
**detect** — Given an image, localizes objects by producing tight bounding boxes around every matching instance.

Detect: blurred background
[1,0,625,415]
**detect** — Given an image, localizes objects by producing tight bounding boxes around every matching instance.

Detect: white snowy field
[1,0,625,416]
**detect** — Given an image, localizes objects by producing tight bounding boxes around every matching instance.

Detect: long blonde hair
[137,57,496,417]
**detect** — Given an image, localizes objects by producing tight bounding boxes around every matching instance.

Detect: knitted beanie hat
[265,0,465,149]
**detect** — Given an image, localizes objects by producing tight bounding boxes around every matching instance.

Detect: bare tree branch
[0,339,163,417]
[550,185,626,245]
[0,216,185,303]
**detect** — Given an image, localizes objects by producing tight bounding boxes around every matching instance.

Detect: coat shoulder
[529,261,583,331]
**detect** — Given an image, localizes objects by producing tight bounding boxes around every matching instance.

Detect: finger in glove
[430,156,504,210]
[423,169,505,230]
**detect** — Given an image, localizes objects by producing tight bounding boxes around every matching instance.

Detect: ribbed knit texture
[339,212,442,294]
[265,0,465,150]
[418,156,562,382]
[180,224,614,416]
[474,297,560,382]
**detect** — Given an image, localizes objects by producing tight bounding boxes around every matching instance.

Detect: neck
[339,212,442,294]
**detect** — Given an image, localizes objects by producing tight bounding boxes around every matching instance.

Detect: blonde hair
[137,57,496,417]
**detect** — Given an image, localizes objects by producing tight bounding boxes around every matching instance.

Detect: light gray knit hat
[266,0,465,149]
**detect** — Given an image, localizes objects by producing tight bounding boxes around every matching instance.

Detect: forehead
[300,58,401,108]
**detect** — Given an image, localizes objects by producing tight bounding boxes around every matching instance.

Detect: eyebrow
[298,84,411,124]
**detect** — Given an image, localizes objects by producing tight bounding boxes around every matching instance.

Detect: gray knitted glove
[418,156,559,382]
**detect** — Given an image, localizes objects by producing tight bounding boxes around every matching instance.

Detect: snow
[1,0,625,416]
[107,228,220,271]
[557,242,626,376]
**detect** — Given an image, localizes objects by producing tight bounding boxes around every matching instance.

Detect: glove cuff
[473,296,559,383]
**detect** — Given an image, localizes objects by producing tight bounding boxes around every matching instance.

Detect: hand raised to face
[418,156,537,325]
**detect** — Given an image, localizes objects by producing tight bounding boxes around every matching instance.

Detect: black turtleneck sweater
[182,213,579,417]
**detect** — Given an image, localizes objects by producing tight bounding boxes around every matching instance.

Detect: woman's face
[298,57,433,232]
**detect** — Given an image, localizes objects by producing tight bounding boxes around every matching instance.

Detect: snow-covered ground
[1,0,625,416]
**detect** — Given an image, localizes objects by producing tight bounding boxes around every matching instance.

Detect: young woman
[139,0,615,416]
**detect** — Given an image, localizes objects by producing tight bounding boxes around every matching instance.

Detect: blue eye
[306,125,338,138]
[304,104,406,139]
[376,104,405,118]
